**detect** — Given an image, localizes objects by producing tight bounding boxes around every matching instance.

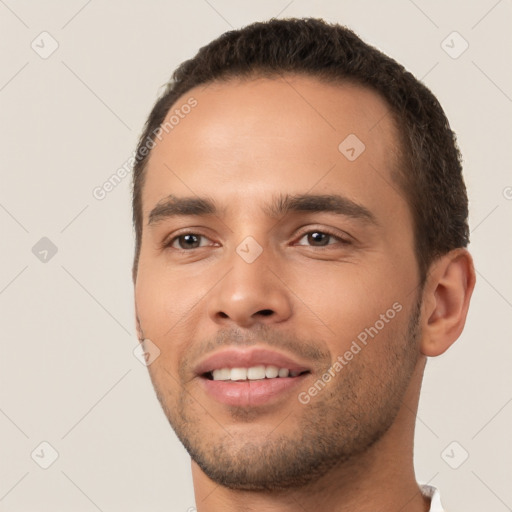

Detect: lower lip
[199,375,308,407]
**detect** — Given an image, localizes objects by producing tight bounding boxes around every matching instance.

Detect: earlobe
[420,249,476,357]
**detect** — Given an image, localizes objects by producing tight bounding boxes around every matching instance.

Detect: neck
[191,359,430,512]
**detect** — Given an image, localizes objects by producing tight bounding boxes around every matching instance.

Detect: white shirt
[421,484,444,512]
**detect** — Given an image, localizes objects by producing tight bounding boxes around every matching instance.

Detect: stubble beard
[148,297,422,491]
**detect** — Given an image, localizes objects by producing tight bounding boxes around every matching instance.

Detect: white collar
[421,484,444,512]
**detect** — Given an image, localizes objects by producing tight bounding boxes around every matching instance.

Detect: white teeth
[212,368,231,381]
[247,365,266,380]
[210,365,303,381]
[230,367,247,381]
[278,368,290,378]
[265,365,279,378]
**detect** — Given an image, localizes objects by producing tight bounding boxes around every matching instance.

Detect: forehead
[141,75,406,224]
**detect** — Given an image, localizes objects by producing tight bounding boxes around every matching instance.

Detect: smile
[205,365,310,381]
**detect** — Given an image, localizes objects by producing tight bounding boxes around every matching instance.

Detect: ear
[420,248,476,357]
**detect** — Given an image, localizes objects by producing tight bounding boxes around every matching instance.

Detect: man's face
[134,76,423,490]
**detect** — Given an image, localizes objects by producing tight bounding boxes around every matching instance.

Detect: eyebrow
[147,193,377,227]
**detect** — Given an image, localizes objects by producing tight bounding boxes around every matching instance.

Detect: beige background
[1,1,511,510]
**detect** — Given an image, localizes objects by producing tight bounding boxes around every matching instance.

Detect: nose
[207,244,293,329]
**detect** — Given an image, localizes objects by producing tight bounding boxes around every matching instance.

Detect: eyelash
[161,228,352,252]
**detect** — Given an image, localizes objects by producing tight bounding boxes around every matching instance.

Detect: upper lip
[194,347,312,376]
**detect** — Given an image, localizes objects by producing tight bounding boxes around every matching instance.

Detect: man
[131,18,475,511]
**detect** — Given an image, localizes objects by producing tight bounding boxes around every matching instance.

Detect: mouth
[194,347,313,407]
[202,365,311,381]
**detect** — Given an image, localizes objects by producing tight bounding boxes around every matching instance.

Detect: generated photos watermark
[92,96,198,201]
[298,301,403,404]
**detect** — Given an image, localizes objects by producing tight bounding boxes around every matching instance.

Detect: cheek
[288,260,412,352]
[135,278,189,389]
[134,261,196,355]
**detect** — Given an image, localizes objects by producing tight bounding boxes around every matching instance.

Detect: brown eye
[178,234,201,249]
[306,232,330,246]
[167,233,210,250]
[296,230,349,247]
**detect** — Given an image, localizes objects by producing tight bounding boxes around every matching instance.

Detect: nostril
[259,309,273,316]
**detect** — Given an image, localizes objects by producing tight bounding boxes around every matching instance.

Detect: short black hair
[131,17,469,284]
